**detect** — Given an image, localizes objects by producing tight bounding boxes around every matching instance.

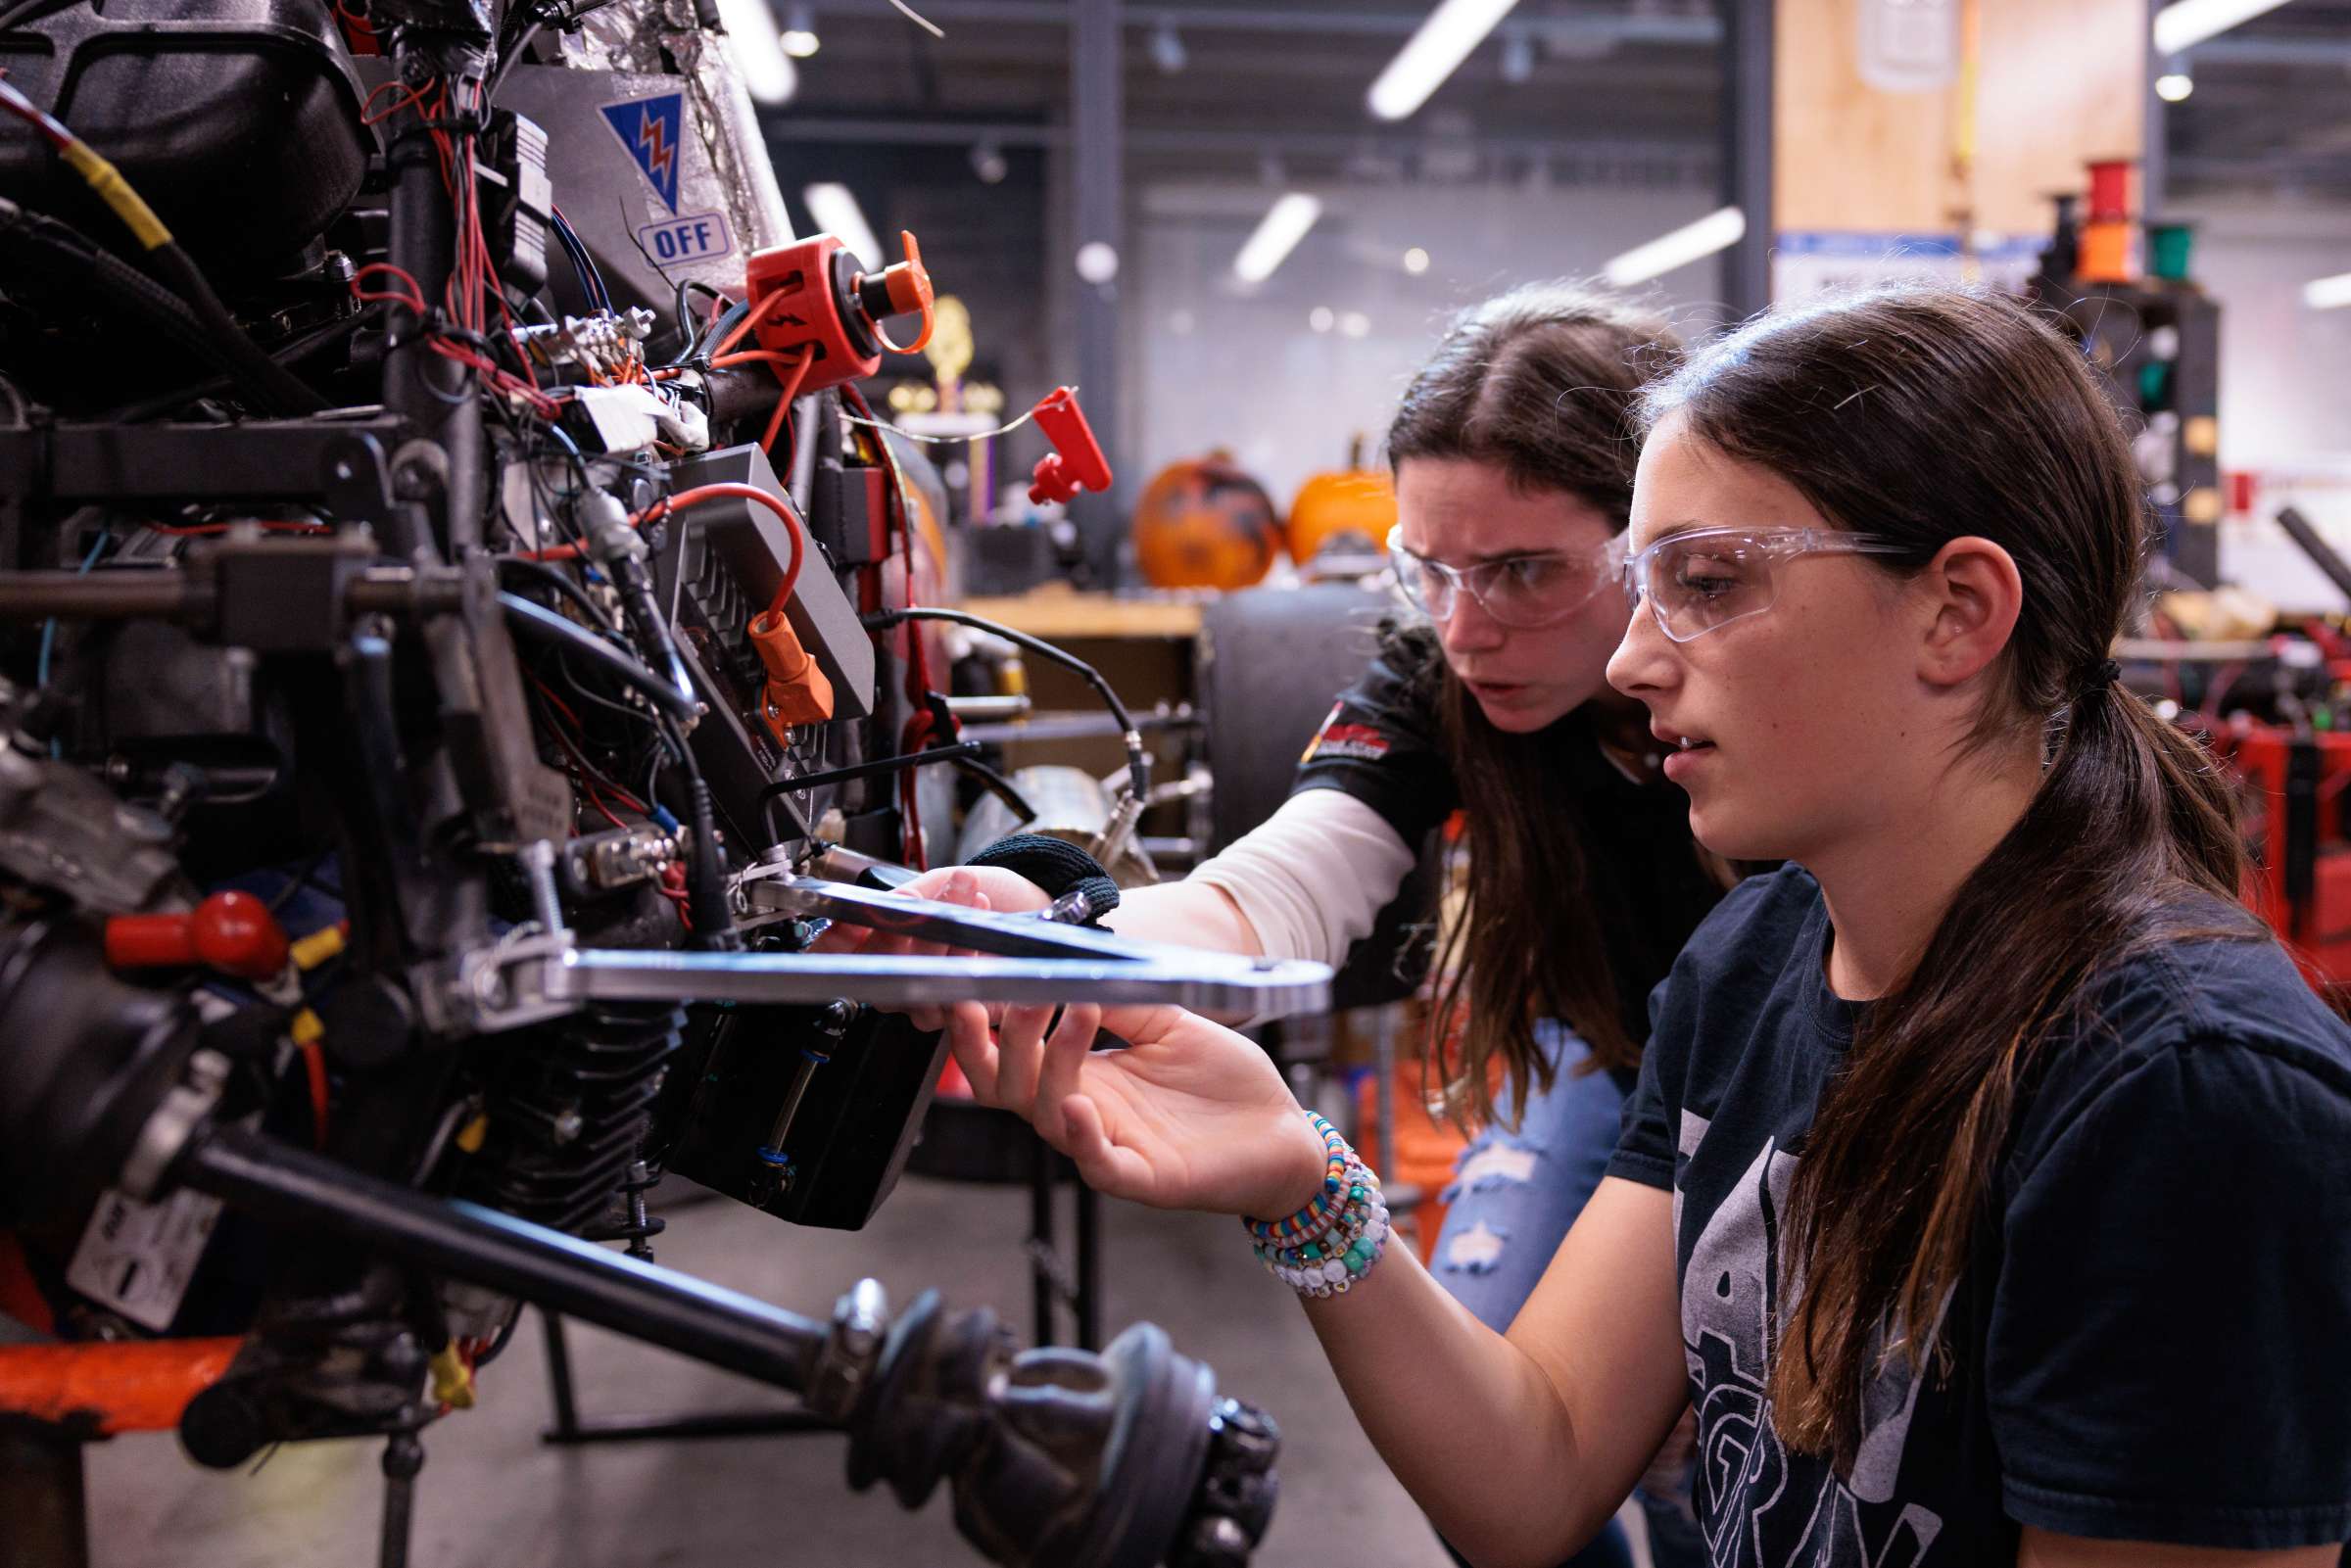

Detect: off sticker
[66,1186,224,1331]
[600,91,686,213]
[638,212,733,266]
[1302,705,1391,764]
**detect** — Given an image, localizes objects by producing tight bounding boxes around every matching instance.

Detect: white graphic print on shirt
[1675,1110,1946,1568]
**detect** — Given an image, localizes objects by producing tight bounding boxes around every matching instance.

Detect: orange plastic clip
[869,230,935,356]
[748,610,835,743]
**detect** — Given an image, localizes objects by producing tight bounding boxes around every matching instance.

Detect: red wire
[298,1037,330,1150]
[147,521,333,537]
[709,291,784,360]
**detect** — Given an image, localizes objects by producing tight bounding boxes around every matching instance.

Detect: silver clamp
[120,1048,232,1201]
[805,1276,889,1422]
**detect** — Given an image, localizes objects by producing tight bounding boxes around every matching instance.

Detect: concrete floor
[80,1172,1459,1568]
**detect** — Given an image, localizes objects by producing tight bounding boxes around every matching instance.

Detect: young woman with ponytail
[935,284,2351,1566]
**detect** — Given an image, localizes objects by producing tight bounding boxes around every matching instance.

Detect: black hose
[862,606,1151,801]
[148,244,328,414]
[497,592,698,723]
[0,212,264,404]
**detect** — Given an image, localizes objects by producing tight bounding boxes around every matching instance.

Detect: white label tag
[66,1186,223,1332]
[637,211,733,265]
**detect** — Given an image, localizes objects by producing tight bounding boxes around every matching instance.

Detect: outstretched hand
[808,865,1050,1029]
[943,1000,1328,1220]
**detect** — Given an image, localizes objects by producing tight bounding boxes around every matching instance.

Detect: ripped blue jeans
[1431,1023,1705,1568]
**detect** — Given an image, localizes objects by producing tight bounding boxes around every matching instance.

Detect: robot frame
[0,2,1323,1563]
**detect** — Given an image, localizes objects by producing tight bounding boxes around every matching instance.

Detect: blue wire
[549,206,610,312]
[37,533,108,757]
[36,532,108,689]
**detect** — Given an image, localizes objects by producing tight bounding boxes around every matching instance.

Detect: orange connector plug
[749,610,834,743]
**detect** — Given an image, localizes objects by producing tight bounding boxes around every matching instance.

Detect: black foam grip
[965,833,1120,925]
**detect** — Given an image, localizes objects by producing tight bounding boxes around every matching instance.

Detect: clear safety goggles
[1386,526,1621,630]
[1619,526,1911,642]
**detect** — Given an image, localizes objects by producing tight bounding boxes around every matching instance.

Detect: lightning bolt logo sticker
[600,92,685,214]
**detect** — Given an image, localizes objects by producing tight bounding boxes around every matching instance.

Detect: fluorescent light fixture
[1602,206,1747,287]
[719,0,797,104]
[782,2,819,56]
[2305,271,2351,310]
[1232,192,1321,284]
[2153,0,2291,57]
[804,182,883,267]
[1367,0,1520,121]
[2155,71,2194,100]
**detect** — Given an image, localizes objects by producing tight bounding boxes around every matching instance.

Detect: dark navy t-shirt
[1608,865,2351,1563]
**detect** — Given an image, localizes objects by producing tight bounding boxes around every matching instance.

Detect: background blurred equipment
[1286,439,1398,571]
[2030,159,2223,587]
[1197,584,1436,1015]
[1132,454,1281,592]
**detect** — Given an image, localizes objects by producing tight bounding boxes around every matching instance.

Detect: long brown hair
[1640,285,2257,1464]
[1387,282,1682,1126]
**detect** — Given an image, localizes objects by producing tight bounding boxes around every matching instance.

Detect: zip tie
[884,0,944,38]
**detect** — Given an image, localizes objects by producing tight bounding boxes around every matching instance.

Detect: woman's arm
[947,999,1691,1568]
[814,788,1417,966]
[1305,1177,1690,1568]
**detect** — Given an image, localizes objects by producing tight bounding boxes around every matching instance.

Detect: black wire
[553,647,664,733]
[664,278,729,367]
[500,592,698,722]
[496,555,620,638]
[862,606,1151,799]
[946,752,1038,826]
[485,19,543,103]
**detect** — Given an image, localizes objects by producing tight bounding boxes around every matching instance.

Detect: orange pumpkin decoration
[1287,437,1398,566]
[1131,451,1281,591]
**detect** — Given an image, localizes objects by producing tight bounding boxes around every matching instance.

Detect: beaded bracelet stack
[1242,1112,1391,1299]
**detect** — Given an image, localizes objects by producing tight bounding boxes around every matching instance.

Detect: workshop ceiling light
[1232,192,1321,285]
[1367,0,1521,121]
[2155,70,2194,100]
[2153,0,2292,57]
[1403,246,1431,275]
[2305,271,2351,310]
[782,4,820,57]
[803,182,882,267]
[1309,306,1335,333]
[719,0,797,103]
[1602,205,1746,287]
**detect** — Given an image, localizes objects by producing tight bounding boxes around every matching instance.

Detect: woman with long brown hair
[931,283,2351,1566]
[840,282,1725,1566]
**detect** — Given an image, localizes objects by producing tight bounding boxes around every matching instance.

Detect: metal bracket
[436,873,1330,1033]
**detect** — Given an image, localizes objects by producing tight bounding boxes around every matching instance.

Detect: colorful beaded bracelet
[1243,1115,1392,1299]
[1242,1113,1352,1246]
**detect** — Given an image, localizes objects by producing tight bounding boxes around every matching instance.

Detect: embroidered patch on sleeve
[1301,704,1393,764]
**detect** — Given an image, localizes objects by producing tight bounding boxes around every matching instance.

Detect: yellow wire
[59,138,172,251]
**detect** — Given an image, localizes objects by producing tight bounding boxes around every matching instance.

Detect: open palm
[943,1001,1326,1220]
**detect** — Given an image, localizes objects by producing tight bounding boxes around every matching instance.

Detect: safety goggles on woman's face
[1618,526,1912,643]
[1386,527,1622,629]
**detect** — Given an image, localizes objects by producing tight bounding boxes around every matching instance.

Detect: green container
[2148,222,2196,281]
